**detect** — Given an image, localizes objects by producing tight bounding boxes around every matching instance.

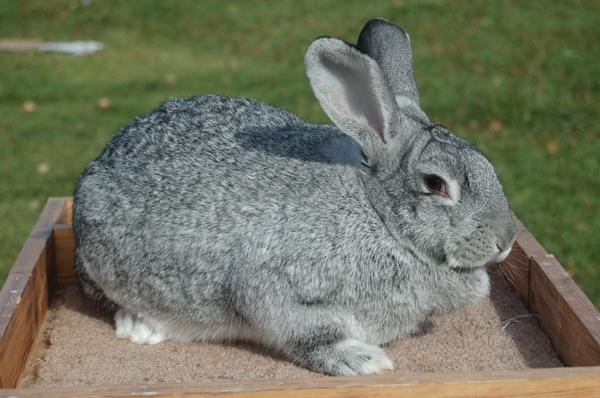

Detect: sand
[19,265,562,387]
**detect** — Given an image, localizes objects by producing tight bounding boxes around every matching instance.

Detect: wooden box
[1,197,599,397]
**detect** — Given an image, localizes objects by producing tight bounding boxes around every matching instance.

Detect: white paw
[471,268,491,299]
[330,339,394,376]
[114,309,135,339]
[114,309,166,345]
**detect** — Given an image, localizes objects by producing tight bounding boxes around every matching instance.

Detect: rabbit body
[74,20,514,376]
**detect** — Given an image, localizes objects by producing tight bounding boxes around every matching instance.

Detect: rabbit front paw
[115,309,166,345]
[295,338,394,376]
[469,267,491,301]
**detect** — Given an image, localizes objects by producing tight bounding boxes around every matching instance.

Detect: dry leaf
[36,162,50,174]
[545,140,559,154]
[23,100,36,112]
[488,120,503,133]
[97,97,111,109]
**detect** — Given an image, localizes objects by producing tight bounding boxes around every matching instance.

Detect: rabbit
[73,19,516,376]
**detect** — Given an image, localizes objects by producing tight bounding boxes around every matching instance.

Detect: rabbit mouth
[445,249,499,270]
[494,245,513,263]
[443,227,515,270]
[445,243,514,269]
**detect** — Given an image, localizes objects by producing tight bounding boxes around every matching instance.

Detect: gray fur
[357,19,420,104]
[357,18,429,124]
[73,19,516,376]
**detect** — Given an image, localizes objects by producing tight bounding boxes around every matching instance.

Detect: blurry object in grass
[545,140,560,155]
[22,100,36,113]
[164,73,177,85]
[41,41,104,56]
[488,120,504,133]
[0,39,103,55]
[97,97,111,110]
[0,39,43,51]
[36,162,50,175]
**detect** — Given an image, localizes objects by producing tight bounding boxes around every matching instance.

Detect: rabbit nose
[495,230,515,254]
[498,221,517,250]
[494,221,516,262]
[489,211,517,251]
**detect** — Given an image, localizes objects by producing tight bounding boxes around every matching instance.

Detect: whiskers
[501,314,536,330]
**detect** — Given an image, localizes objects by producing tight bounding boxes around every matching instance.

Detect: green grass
[1,1,598,305]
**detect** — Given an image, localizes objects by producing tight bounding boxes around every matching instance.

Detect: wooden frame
[1,197,599,397]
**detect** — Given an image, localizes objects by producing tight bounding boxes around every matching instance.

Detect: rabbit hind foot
[114,308,167,345]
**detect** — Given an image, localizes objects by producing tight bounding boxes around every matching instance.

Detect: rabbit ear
[304,37,399,165]
[357,19,428,122]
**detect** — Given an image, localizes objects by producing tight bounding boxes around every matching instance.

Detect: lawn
[1,1,598,306]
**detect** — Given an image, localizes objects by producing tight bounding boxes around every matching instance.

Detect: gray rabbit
[73,19,516,376]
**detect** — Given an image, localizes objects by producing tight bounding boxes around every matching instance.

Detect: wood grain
[59,197,73,225]
[54,224,76,284]
[500,239,531,304]
[530,254,600,366]
[499,217,549,305]
[2,367,600,398]
[0,198,66,388]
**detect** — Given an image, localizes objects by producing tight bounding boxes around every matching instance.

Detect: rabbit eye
[424,174,449,197]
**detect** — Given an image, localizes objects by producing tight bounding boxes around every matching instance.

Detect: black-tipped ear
[357,19,420,106]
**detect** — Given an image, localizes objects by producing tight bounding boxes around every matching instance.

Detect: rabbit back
[74,94,375,325]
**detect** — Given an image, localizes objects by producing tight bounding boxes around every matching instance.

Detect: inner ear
[319,55,387,143]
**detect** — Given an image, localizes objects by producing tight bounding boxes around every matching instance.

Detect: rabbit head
[304,19,516,270]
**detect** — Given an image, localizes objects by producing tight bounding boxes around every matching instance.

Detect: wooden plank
[2,367,600,398]
[498,217,549,305]
[54,224,76,284]
[59,196,73,225]
[530,254,600,366]
[0,276,30,387]
[504,218,600,366]
[0,198,66,388]
[499,239,530,304]
[0,197,65,337]
[0,255,48,388]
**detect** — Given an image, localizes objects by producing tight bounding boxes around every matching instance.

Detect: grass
[0,1,598,306]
